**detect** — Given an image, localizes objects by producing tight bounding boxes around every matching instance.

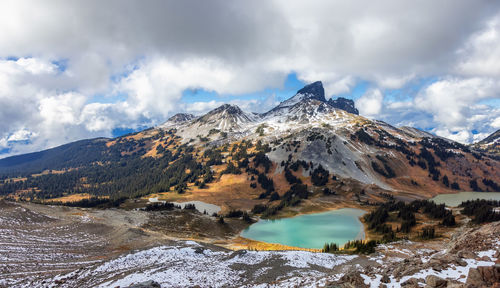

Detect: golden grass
[45,193,109,203]
[143,141,160,158]
[105,140,116,147]
[31,169,68,177]
[225,236,321,252]
[145,173,265,212]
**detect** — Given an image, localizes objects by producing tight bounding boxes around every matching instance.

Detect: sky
[0,0,500,158]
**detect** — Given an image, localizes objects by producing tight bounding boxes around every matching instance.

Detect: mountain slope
[0,81,499,209]
[472,129,500,156]
[0,138,110,176]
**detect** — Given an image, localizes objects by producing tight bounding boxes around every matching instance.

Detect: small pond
[241,208,366,249]
[171,200,221,215]
[430,192,500,207]
[148,198,221,215]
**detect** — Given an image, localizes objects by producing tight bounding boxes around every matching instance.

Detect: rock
[401,277,420,287]
[425,275,447,287]
[339,272,369,288]
[466,264,500,287]
[297,81,326,102]
[126,280,161,288]
[445,281,467,288]
[381,274,390,283]
[467,266,484,285]
[458,251,476,259]
[480,255,492,261]
[328,97,359,115]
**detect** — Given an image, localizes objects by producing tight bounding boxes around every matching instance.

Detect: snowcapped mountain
[472,129,500,156]
[150,81,499,192]
[1,81,499,201]
[478,129,500,146]
[267,81,326,113]
[159,113,197,128]
[194,104,259,130]
[167,113,197,123]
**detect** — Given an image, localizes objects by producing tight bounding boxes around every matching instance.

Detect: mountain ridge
[0,81,499,210]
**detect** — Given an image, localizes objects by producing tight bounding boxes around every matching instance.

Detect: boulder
[126,280,161,288]
[466,264,500,287]
[381,274,390,283]
[401,277,421,287]
[339,272,369,288]
[425,275,447,287]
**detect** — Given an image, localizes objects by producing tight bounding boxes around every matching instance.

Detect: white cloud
[0,1,499,155]
[457,13,500,77]
[373,74,415,90]
[414,77,499,130]
[356,89,384,118]
[434,129,472,143]
[491,117,500,129]
[7,129,34,141]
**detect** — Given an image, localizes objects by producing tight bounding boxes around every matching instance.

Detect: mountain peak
[296,81,325,102]
[268,81,326,113]
[210,104,244,115]
[167,113,196,123]
[477,129,500,145]
[195,104,257,131]
[327,97,359,115]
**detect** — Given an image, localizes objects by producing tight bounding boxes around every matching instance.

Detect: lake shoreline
[240,207,368,250]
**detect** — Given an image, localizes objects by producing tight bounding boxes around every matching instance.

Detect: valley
[0,200,498,288]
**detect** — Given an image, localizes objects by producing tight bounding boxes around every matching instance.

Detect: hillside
[471,129,500,156]
[0,81,499,212]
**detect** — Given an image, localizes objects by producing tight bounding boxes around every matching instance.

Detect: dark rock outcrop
[296,81,326,102]
[328,97,359,115]
[167,113,196,123]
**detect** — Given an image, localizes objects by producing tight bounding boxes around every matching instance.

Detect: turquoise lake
[430,192,500,207]
[241,208,366,249]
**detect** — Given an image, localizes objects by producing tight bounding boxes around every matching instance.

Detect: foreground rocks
[330,221,500,288]
[1,200,499,288]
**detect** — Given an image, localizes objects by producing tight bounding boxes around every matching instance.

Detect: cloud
[0,0,499,156]
[7,129,34,142]
[457,13,500,77]
[414,77,499,130]
[369,77,500,143]
[492,117,500,129]
[356,89,384,118]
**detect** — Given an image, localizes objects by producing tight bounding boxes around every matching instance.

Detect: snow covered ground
[36,241,357,288]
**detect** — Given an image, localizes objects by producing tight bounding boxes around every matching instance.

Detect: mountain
[472,129,500,156]
[266,81,359,116]
[327,97,359,115]
[166,113,197,123]
[266,81,326,115]
[0,81,499,209]
[194,104,258,130]
[478,129,500,145]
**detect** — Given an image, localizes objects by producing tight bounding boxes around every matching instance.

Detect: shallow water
[241,208,366,249]
[148,198,221,215]
[171,200,221,215]
[430,192,500,207]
